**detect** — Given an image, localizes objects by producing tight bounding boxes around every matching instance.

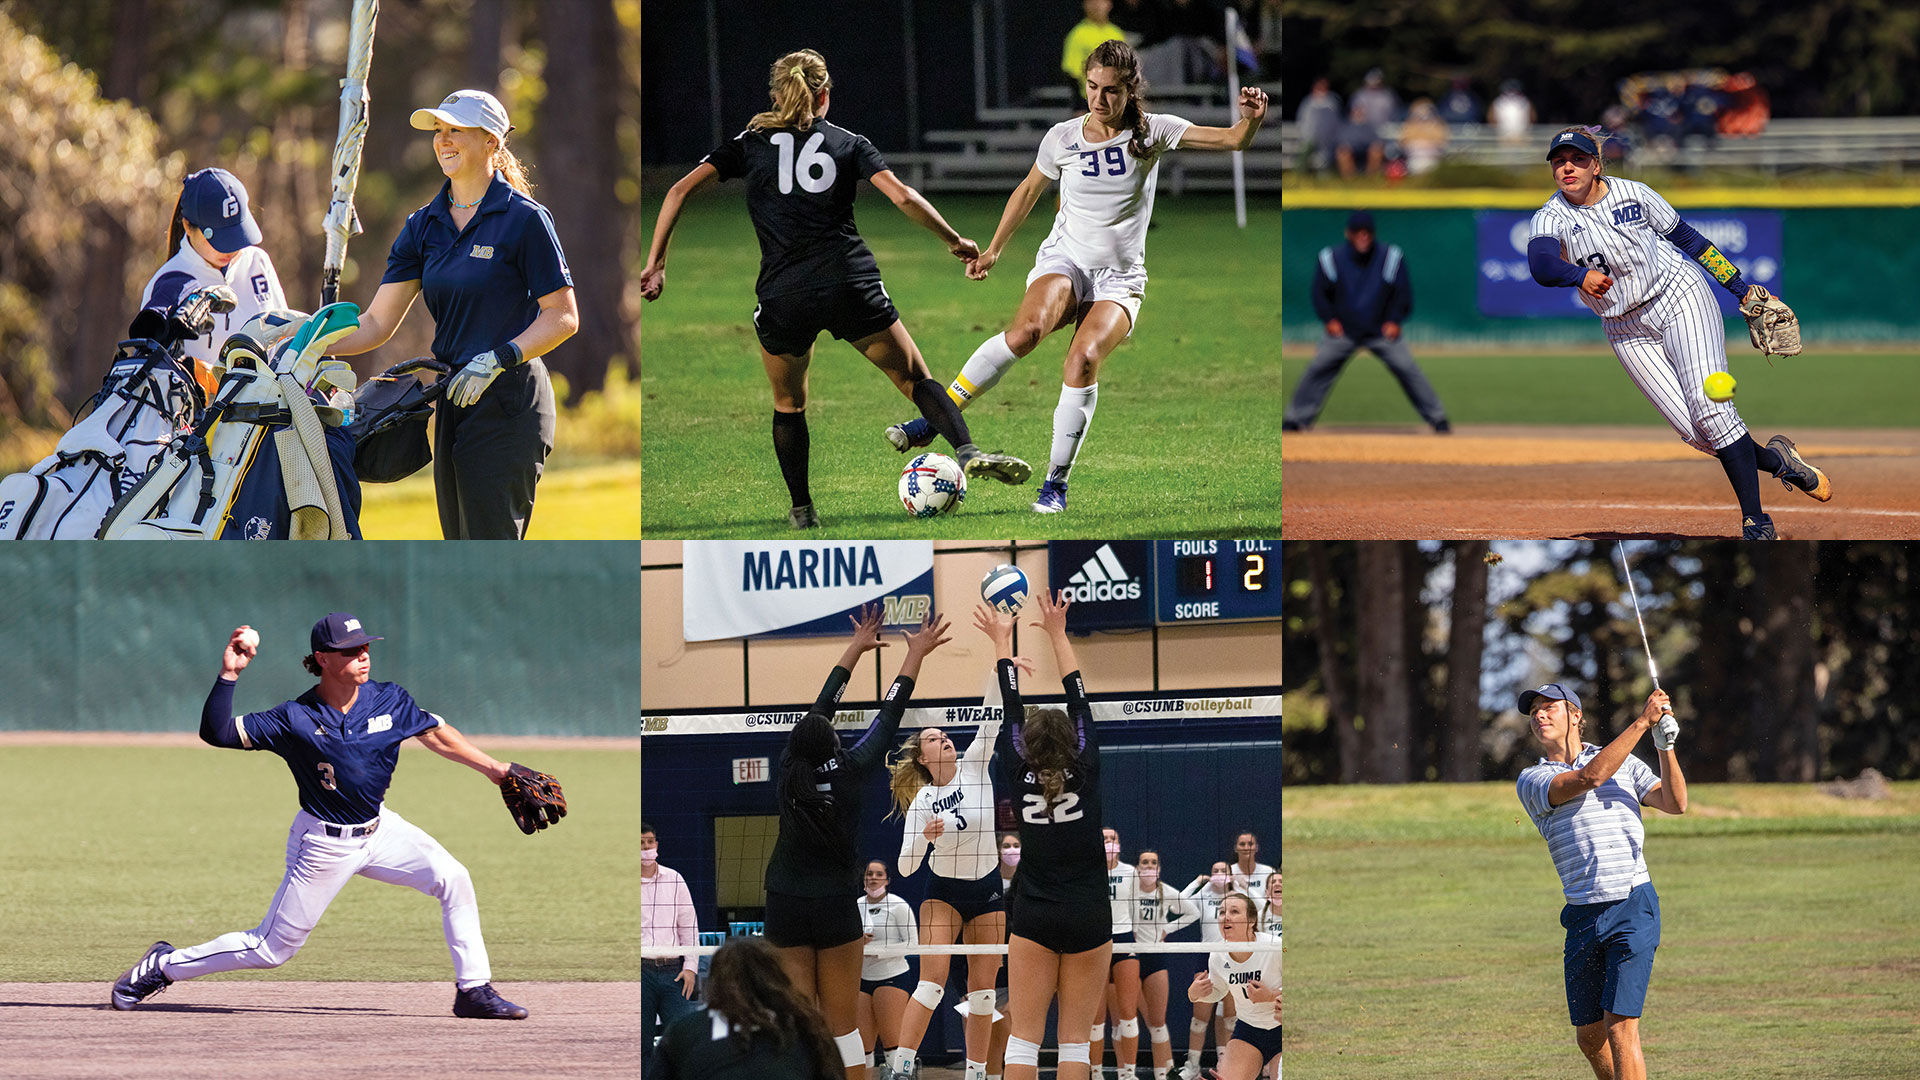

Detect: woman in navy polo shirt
[330,90,578,539]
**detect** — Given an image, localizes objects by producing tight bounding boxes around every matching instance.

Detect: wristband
[502,341,525,367]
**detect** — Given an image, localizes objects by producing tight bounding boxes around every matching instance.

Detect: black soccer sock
[911,378,976,458]
[771,409,812,509]
[1717,436,1764,518]
[1748,435,1784,476]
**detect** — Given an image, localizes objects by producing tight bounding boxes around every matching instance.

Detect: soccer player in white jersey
[1527,127,1831,539]
[1515,682,1688,1080]
[884,39,1269,514]
[1125,849,1203,1080]
[1187,894,1280,1080]
[858,859,920,1077]
[887,706,1006,1080]
[1178,860,1237,1078]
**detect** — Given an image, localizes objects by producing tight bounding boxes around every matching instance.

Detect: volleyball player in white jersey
[1187,895,1280,1080]
[1126,849,1204,1080]
[858,860,919,1078]
[884,39,1268,514]
[1092,827,1141,1078]
[887,707,1007,1080]
[987,832,1021,1080]
[1229,831,1275,904]
[1178,861,1237,1079]
[1527,127,1831,539]
[1257,872,1281,937]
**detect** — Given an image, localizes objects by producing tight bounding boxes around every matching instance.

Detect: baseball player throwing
[1527,127,1828,539]
[110,613,564,1019]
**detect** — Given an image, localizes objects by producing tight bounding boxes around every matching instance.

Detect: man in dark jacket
[1283,211,1450,432]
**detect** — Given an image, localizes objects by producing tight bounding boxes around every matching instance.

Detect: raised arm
[1175,88,1270,151]
[967,165,1055,281]
[415,719,510,782]
[640,163,721,302]
[1028,587,1082,693]
[1164,890,1204,936]
[869,170,977,263]
[1547,690,1667,807]
[848,612,950,773]
[326,279,423,357]
[1642,715,1689,815]
[199,626,261,749]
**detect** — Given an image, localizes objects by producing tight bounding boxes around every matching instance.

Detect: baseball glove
[1739,285,1802,357]
[499,762,567,834]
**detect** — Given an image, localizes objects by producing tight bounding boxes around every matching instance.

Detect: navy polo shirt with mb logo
[382,173,574,367]
[234,680,442,824]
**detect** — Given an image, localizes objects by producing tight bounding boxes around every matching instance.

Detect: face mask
[1002,848,1021,867]
[1211,873,1229,890]
[1105,841,1121,856]
[866,886,886,900]
[641,849,658,864]
[1138,870,1160,889]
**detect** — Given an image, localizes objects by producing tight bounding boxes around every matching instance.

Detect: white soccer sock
[1047,382,1098,484]
[949,332,1020,407]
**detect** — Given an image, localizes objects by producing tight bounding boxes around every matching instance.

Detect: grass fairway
[1278,350,1920,427]
[640,191,1281,538]
[357,460,641,539]
[1285,782,1920,1079]
[0,745,637,983]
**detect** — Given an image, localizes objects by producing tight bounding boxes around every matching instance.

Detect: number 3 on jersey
[1021,791,1084,824]
[317,762,337,791]
[769,131,837,194]
[1582,252,1612,276]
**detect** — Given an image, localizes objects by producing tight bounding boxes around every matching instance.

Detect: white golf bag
[98,303,362,540]
[0,338,206,539]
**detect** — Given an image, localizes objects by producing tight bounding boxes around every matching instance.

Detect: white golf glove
[446,342,521,408]
[1652,712,1680,752]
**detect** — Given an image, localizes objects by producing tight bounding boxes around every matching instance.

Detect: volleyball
[980,564,1030,614]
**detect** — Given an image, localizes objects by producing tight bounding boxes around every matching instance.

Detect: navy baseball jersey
[701,121,890,299]
[204,676,440,823]
[996,661,1109,905]
[382,174,574,367]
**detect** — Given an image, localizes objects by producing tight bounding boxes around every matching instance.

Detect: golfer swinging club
[1516,682,1688,1080]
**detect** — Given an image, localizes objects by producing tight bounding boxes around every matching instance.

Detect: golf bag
[347,356,449,484]
[99,304,364,540]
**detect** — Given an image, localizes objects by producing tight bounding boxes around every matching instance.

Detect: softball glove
[1739,286,1802,357]
[499,762,568,834]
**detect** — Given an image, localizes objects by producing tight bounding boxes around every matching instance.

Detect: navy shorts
[927,870,1008,922]
[1008,894,1111,955]
[861,966,917,996]
[1109,930,1140,970]
[1137,949,1167,979]
[1562,881,1661,1026]
[764,890,864,951]
[752,279,899,357]
[1230,1019,1283,1060]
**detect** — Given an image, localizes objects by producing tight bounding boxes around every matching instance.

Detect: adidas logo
[1065,141,1080,150]
[1064,543,1143,603]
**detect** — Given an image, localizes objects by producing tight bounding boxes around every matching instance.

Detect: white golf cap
[410,89,513,140]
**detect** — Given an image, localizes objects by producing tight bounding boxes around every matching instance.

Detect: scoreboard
[1052,540,1279,631]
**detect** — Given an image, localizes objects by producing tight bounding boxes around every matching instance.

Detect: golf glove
[446,342,522,408]
[1652,713,1680,752]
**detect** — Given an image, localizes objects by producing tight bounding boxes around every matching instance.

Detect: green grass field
[0,746,638,982]
[1285,782,1920,1079]
[640,191,1280,537]
[358,460,642,539]
[1278,350,1920,427]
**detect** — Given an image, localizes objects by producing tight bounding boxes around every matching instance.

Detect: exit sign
[732,757,770,784]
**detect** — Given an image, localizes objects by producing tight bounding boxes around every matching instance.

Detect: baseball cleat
[1031,480,1068,514]
[788,504,820,530]
[1767,435,1831,501]
[1281,420,1303,432]
[110,941,174,1011]
[453,982,529,1020]
[1742,513,1777,540]
[964,450,1032,486]
[885,417,936,452]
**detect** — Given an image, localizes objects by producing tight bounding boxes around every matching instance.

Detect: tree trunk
[466,0,507,93]
[1356,542,1411,783]
[269,0,320,309]
[1447,541,1490,781]
[537,0,636,401]
[1306,543,1358,784]
[1750,542,1819,780]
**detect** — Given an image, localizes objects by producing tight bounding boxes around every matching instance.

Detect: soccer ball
[899,453,966,518]
[981,564,1030,613]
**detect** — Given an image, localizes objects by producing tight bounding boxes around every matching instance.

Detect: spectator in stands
[1336,98,1386,179]
[643,823,703,1055]
[1063,0,1129,104]
[1680,76,1723,147]
[1151,0,1232,87]
[1438,76,1483,126]
[648,936,844,1080]
[1296,77,1343,173]
[1282,211,1451,434]
[1490,78,1534,142]
[1600,105,1634,166]
[1399,98,1450,175]
[1717,72,1770,136]
[1637,76,1684,154]
[1350,67,1400,129]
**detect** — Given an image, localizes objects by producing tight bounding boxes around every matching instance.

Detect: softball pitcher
[109,613,564,1019]
[1527,127,1827,539]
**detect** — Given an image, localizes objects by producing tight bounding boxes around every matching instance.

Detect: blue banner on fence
[1475,210,1783,318]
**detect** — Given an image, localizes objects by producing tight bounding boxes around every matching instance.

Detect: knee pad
[833,1030,866,1068]
[1150,1023,1171,1044]
[1005,1036,1042,1068]
[1060,1042,1092,1065]
[1090,1022,1105,1041]
[1116,1017,1140,1039]
[967,988,996,1017]
[911,979,945,1011]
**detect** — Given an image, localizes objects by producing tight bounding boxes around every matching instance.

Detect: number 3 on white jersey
[1021,791,1084,824]
[769,131,837,194]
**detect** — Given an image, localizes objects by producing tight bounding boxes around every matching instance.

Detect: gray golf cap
[410,89,513,140]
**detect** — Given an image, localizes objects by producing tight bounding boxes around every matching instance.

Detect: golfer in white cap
[329,89,578,539]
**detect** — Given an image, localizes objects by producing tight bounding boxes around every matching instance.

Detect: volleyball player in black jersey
[642,48,1029,529]
[766,605,952,1079]
[977,587,1111,1080]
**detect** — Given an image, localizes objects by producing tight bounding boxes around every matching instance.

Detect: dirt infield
[1283,424,1920,538]
[0,982,639,1079]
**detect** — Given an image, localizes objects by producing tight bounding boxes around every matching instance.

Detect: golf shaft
[1617,543,1673,716]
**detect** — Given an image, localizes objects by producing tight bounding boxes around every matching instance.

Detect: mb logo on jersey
[1612,203,1644,226]
[1064,543,1142,603]
[469,244,495,260]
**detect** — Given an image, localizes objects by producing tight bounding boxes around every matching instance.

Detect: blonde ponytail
[749,49,832,132]
[493,139,532,195]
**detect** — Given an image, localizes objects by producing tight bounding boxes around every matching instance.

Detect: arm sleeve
[700,134,748,181]
[1164,891,1205,936]
[381,210,426,285]
[998,659,1025,762]
[1528,236,1587,288]
[127,271,200,340]
[1310,250,1336,322]
[848,675,914,773]
[852,135,891,180]
[1385,245,1413,322]
[1063,670,1094,754]
[812,665,852,716]
[516,204,575,299]
[1663,217,1750,298]
[199,677,245,749]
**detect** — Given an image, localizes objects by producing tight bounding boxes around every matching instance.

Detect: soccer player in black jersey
[766,605,952,1079]
[642,48,1030,529]
[977,588,1112,1080]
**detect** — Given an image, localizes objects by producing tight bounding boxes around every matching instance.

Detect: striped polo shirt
[1517,744,1662,904]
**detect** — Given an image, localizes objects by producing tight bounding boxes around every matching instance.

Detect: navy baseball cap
[311,613,384,652]
[1546,130,1600,161]
[180,168,264,254]
[1347,210,1375,232]
[1517,682,1582,714]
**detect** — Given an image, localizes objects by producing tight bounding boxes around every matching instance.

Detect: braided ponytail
[750,49,833,132]
[1086,39,1153,159]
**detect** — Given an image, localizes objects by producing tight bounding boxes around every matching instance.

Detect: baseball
[1703,372,1736,402]
[237,628,260,653]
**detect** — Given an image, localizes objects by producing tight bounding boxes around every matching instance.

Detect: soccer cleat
[964,450,1032,486]
[1767,435,1831,501]
[788,504,820,530]
[110,941,174,1011]
[1742,513,1777,540]
[1031,480,1068,514]
[885,417,936,452]
[453,982,529,1020]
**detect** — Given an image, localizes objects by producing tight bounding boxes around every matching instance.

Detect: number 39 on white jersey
[1034,112,1193,273]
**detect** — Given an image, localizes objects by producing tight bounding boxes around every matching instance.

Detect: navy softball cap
[180,168,263,254]
[1517,682,1582,714]
[1546,130,1600,160]
[1347,210,1375,231]
[311,613,384,652]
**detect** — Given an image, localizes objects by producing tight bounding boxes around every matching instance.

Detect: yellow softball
[1703,372,1736,402]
